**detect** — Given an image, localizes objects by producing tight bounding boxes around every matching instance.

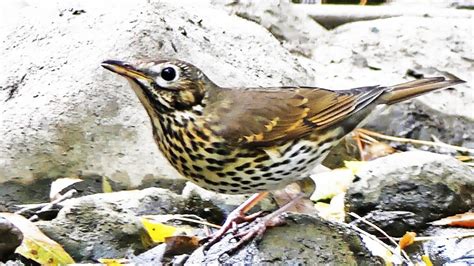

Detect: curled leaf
[164,235,200,256]
[0,212,74,265]
[430,212,474,228]
[399,231,416,249]
[141,217,178,244]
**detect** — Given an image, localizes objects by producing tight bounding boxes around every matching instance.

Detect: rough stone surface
[417,226,474,265]
[310,16,473,149]
[186,213,384,265]
[346,151,474,236]
[0,174,127,212]
[211,0,327,57]
[0,217,23,262]
[0,0,317,186]
[36,192,147,261]
[34,187,253,261]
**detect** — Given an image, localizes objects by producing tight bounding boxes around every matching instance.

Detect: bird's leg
[223,192,305,255]
[203,191,269,250]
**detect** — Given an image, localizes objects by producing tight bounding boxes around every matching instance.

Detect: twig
[142,214,221,229]
[348,223,407,265]
[353,131,367,161]
[357,128,474,154]
[19,189,77,221]
[349,212,413,264]
[393,232,474,242]
[15,203,49,215]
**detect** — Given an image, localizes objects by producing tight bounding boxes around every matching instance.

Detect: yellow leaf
[314,193,346,222]
[421,254,433,266]
[98,258,129,265]
[310,169,354,201]
[399,231,416,249]
[102,176,113,193]
[343,160,367,174]
[141,217,178,243]
[0,213,75,266]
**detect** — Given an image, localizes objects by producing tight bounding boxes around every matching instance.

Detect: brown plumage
[101,59,464,194]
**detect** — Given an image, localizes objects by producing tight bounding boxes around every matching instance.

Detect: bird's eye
[161,67,177,81]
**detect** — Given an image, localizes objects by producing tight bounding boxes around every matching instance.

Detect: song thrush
[101,58,464,251]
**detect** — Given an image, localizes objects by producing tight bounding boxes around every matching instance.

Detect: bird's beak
[101,60,152,82]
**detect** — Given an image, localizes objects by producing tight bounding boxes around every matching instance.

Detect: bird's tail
[380,75,465,105]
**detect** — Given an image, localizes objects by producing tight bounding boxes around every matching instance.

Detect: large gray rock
[418,226,474,265]
[186,213,384,265]
[211,0,327,57]
[346,151,473,236]
[310,16,473,149]
[0,217,23,262]
[0,0,318,187]
[36,187,231,261]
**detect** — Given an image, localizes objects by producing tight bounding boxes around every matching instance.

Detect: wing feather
[204,86,385,147]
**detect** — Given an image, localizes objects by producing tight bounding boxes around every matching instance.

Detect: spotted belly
[156,128,338,194]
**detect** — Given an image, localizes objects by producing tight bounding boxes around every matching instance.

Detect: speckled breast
[151,111,341,194]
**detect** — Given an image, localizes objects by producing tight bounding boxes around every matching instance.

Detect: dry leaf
[164,235,200,256]
[430,212,474,228]
[102,176,113,193]
[98,258,129,265]
[421,254,433,266]
[399,231,416,249]
[272,183,317,214]
[343,160,367,174]
[141,217,178,244]
[363,142,396,161]
[0,212,74,265]
[314,193,346,222]
[310,168,354,202]
[49,177,82,201]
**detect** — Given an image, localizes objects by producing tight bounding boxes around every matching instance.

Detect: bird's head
[102,59,212,113]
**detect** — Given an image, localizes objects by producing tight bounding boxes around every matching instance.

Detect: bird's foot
[201,192,268,251]
[202,192,304,255]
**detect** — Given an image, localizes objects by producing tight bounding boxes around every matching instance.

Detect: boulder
[0,0,318,187]
[186,213,384,265]
[35,187,256,261]
[417,226,474,265]
[346,151,473,236]
[310,16,473,150]
[0,217,23,262]
[211,0,327,57]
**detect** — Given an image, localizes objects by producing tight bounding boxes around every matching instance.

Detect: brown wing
[204,86,386,147]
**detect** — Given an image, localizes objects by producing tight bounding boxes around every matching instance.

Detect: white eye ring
[151,64,180,87]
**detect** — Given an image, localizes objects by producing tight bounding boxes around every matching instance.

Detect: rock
[211,0,327,57]
[34,187,252,261]
[0,0,317,187]
[416,226,474,265]
[310,16,473,150]
[346,151,473,236]
[186,213,384,265]
[182,182,277,217]
[0,179,52,211]
[297,3,472,29]
[36,192,147,261]
[0,217,23,262]
[132,244,167,265]
[0,174,127,212]
[387,0,474,9]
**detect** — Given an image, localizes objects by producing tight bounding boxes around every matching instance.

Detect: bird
[101,58,464,251]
